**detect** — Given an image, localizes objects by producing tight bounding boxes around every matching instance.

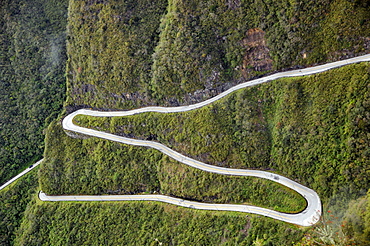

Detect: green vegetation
[37,62,369,243]
[40,119,306,213]
[2,0,370,244]
[65,0,168,109]
[15,200,304,245]
[65,0,370,108]
[0,168,38,245]
[342,189,370,245]
[75,62,370,201]
[0,0,68,184]
[294,189,370,245]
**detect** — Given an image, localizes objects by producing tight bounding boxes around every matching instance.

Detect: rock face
[242,28,273,78]
[64,130,91,139]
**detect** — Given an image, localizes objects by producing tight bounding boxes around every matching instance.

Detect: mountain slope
[1,0,370,245]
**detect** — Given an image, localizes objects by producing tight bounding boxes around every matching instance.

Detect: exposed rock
[242,28,273,78]
[64,130,91,139]
[81,83,95,93]
[226,0,241,9]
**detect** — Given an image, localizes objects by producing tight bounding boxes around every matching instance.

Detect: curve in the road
[39,54,370,226]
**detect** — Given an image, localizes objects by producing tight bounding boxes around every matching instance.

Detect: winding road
[3,54,370,226]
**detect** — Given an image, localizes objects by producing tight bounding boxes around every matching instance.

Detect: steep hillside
[0,0,68,184]
[2,0,370,245]
[65,0,168,109]
[65,0,370,109]
[0,169,38,245]
[71,63,370,201]
[15,200,306,245]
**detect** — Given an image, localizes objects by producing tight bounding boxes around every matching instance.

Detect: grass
[74,62,370,202]
[15,198,304,245]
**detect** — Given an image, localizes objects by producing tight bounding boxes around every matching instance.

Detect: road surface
[40,54,370,226]
[3,54,369,226]
[0,159,43,190]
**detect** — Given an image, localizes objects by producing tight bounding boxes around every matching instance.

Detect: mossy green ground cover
[0,0,67,184]
[75,63,370,202]
[34,63,369,245]
[40,119,306,213]
[65,0,370,109]
[2,0,370,244]
[0,168,38,245]
[15,200,304,246]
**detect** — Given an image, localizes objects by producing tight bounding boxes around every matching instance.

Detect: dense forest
[72,63,370,202]
[1,0,370,245]
[65,0,370,109]
[0,168,38,245]
[10,191,370,245]
[0,0,68,184]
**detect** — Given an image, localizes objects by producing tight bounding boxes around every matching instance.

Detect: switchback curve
[39,54,370,226]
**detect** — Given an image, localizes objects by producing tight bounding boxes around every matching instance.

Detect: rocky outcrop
[242,28,273,78]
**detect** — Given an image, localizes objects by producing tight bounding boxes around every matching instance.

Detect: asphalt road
[0,159,43,191]
[5,54,370,226]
